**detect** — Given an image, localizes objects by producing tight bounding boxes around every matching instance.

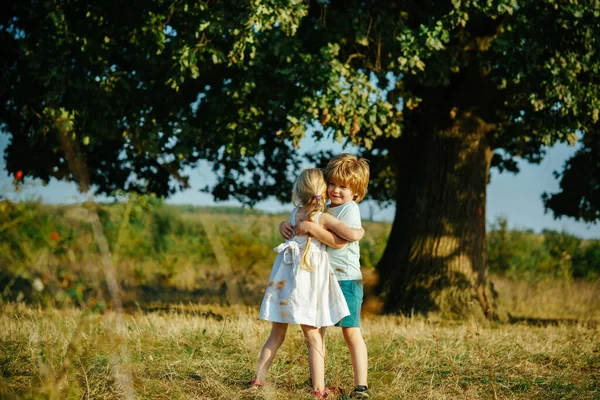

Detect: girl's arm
[320,213,365,241]
[295,221,348,249]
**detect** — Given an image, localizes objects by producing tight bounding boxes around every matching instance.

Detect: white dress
[259,209,350,328]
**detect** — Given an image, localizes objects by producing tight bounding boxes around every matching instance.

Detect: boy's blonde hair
[292,168,328,271]
[324,153,370,202]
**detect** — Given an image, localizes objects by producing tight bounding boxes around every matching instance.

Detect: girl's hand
[279,222,295,240]
[295,221,315,236]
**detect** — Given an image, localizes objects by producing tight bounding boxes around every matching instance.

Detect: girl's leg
[319,327,327,371]
[254,322,288,383]
[301,324,325,392]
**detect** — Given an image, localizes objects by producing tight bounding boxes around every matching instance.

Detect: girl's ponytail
[292,168,328,272]
[299,194,327,271]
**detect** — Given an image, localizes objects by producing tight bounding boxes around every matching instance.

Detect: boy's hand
[279,222,295,240]
[295,221,315,236]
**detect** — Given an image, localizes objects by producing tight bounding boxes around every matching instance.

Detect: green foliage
[1,196,392,305]
[540,229,580,280]
[487,216,600,280]
[359,220,391,270]
[2,196,597,308]
[572,240,600,279]
[0,0,311,201]
[543,132,600,222]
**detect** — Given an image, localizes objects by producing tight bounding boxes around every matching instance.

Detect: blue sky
[1,132,598,239]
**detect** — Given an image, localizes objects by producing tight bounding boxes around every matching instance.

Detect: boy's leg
[342,327,368,387]
[336,280,369,392]
[301,324,326,392]
[254,322,288,383]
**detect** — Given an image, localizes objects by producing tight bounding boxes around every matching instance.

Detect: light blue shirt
[326,201,362,281]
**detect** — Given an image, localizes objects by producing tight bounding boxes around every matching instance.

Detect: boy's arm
[279,221,295,240]
[320,213,365,241]
[295,221,348,249]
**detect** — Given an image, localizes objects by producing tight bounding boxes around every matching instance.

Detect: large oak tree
[2,0,599,318]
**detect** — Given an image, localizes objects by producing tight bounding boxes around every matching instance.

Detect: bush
[3,197,597,307]
[487,216,599,281]
[572,240,600,279]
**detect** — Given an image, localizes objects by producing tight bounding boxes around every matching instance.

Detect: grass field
[1,202,599,399]
[1,276,599,400]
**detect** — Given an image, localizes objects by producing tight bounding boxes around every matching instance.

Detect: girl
[251,168,365,397]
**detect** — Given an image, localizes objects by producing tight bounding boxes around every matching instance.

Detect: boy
[280,153,372,398]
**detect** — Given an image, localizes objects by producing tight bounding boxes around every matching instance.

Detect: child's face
[327,180,355,207]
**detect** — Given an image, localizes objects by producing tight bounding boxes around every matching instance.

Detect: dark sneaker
[351,385,372,398]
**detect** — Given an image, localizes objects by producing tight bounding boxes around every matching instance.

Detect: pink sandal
[312,386,343,398]
[312,390,328,398]
[249,379,263,388]
[311,387,336,398]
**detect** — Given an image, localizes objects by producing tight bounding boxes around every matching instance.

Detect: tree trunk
[376,112,496,319]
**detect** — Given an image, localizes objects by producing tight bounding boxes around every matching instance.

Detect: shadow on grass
[507,313,598,328]
[122,282,264,311]
[4,270,596,329]
[0,271,265,313]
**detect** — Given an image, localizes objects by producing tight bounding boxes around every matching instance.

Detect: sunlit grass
[1,301,598,400]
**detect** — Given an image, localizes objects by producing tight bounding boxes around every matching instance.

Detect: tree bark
[376,111,496,319]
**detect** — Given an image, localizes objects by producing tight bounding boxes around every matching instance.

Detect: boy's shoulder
[341,201,360,212]
[327,200,359,211]
[327,201,361,220]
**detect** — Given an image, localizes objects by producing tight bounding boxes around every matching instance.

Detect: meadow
[1,198,599,399]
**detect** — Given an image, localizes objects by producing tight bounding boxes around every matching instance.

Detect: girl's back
[259,207,349,328]
[291,208,327,254]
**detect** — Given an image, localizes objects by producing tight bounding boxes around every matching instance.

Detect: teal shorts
[335,280,363,328]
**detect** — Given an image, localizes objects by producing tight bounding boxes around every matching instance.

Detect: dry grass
[492,276,600,321]
[1,298,598,400]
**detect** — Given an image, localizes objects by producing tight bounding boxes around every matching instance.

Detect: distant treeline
[1,197,598,306]
[487,217,600,280]
[171,204,286,216]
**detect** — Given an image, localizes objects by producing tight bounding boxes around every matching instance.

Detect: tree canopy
[2,0,599,218]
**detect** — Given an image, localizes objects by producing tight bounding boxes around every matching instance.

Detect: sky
[1,132,598,239]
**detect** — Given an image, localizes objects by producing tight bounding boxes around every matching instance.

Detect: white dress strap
[313,211,322,225]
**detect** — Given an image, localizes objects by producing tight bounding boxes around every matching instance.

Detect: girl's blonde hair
[292,168,327,271]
